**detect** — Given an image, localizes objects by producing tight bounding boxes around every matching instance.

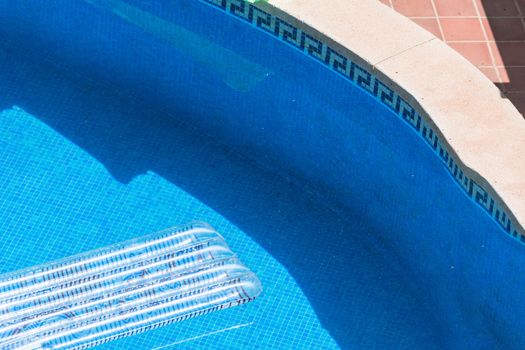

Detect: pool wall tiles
[202,0,525,244]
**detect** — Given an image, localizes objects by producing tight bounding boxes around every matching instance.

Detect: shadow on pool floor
[0,45,444,349]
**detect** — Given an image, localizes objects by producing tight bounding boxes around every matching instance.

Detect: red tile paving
[479,66,500,81]
[507,92,525,112]
[490,42,505,66]
[378,0,525,116]
[484,18,525,41]
[447,42,494,66]
[518,0,525,12]
[411,18,443,38]
[501,67,525,90]
[441,18,486,41]
[391,0,435,17]
[434,0,477,16]
[496,42,525,66]
[481,0,521,16]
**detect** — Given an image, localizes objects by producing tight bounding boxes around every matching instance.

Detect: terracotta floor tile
[481,18,495,41]
[516,0,525,13]
[376,0,525,117]
[483,18,525,41]
[478,0,521,17]
[499,67,525,91]
[440,18,485,41]
[391,0,435,17]
[433,0,478,16]
[498,66,511,82]
[495,42,525,66]
[473,0,487,16]
[411,18,443,38]
[490,42,506,66]
[478,66,500,82]
[448,42,493,66]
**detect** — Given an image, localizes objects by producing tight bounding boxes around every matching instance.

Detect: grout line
[472,0,503,83]
[429,0,446,40]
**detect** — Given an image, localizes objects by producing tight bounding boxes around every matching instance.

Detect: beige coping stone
[265,0,435,65]
[376,39,525,232]
[262,0,525,234]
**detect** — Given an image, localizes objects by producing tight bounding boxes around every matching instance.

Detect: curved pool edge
[247,0,525,243]
[1,0,525,347]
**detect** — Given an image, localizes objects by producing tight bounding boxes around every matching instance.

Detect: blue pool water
[1,0,525,349]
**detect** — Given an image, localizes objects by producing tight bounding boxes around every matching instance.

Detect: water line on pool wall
[0,222,262,350]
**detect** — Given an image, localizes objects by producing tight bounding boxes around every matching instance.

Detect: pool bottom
[0,45,444,349]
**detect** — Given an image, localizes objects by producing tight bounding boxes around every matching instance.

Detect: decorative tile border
[201,0,524,244]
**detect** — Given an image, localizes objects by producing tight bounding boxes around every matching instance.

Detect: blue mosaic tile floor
[0,36,440,349]
[0,73,333,350]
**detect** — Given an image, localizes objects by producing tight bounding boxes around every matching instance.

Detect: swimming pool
[1,0,525,349]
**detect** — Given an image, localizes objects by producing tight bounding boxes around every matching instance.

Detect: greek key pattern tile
[202,0,524,243]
